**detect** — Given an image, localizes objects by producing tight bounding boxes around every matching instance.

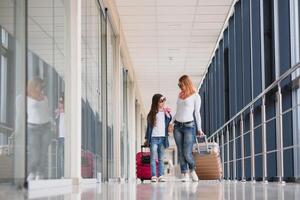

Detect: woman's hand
[168,124,174,133]
[197,130,205,136]
[144,140,149,147]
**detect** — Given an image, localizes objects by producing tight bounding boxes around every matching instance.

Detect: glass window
[81,0,103,179]
[0,55,7,124]
[0,0,26,184]
[251,0,262,98]
[27,0,67,180]
[107,21,116,179]
[121,67,128,179]
[263,0,275,88]
[1,28,8,49]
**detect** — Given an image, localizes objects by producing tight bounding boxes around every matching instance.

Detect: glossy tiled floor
[1,180,300,200]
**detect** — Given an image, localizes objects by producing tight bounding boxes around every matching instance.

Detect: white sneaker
[151,176,158,182]
[158,176,166,182]
[181,173,189,182]
[190,170,199,182]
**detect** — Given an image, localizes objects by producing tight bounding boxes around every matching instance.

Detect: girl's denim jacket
[145,112,172,148]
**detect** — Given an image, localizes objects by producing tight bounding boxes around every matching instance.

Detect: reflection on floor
[1,180,300,200]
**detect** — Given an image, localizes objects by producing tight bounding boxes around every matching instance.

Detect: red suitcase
[81,150,94,178]
[136,145,158,182]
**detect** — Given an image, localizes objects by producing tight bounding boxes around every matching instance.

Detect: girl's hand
[168,124,174,133]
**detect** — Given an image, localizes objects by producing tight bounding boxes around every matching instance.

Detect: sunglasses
[178,83,183,88]
[159,97,166,103]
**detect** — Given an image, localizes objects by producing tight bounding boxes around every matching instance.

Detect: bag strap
[195,135,209,154]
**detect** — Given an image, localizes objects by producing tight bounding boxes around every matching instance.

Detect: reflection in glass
[107,21,116,179]
[1,28,8,49]
[0,0,26,184]
[121,68,129,179]
[0,55,7,124]
[27,0,66,180]
[27,77,53,180]
[56,95,65,178]
[81,0,103,179]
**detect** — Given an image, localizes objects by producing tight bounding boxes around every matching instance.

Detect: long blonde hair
[27,77,44,97]
[179,75,196,96]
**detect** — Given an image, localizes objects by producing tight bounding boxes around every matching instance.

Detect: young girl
[145,94,172,182]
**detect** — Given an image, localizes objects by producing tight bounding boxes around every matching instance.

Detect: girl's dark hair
[147,93,163,126]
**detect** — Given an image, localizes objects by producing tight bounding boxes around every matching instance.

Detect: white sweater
[27,96,51,124]
[151,111,166,137]
[171,93,202,132]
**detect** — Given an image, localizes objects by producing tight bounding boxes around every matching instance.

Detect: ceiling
[115,0,233,112]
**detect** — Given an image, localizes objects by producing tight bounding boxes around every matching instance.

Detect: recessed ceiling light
[167,24,181,29]
[168,48,180,52]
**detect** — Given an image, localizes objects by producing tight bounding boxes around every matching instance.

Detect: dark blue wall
[198,0,295,182]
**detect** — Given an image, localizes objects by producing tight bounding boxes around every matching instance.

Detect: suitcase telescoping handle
[195,135,209,154]
[141,145,150,153]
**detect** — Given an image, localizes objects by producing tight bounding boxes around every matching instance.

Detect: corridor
[0,0,300,198]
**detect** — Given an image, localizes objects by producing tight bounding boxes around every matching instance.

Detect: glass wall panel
[228,16,237,118]
[235,1,243,112]
[107,21,116,179]
[81,0,102,179]
[121,67,129,179]
[251,0,262,98]
[100,8,107,181]
[27,0,67,180]
[0,0,26,184]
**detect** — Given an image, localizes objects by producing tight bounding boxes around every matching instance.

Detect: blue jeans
[57,137,64,178]
[150,137,165,177]
[173,121,196,173]
[27,123,53,178]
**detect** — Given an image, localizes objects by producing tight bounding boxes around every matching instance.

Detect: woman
[27,77,53,180]
[169,75,205,182]
[144,94,172,182]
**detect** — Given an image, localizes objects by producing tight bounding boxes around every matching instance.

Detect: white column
[65,0,81,185]
[127,80,136,181]
[14,0,26,185]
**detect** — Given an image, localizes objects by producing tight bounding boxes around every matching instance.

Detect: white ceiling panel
[193,22,224,29]
[116,0,155,7]
[118,7,156,15]
[197,0,232,6]
[157,15,194,23]
[116,0,234,110]
[194,14,227,23]
[196,7,229,15]
[157,0,198,7]
[157,7,196,15]
[120,16,156,23]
